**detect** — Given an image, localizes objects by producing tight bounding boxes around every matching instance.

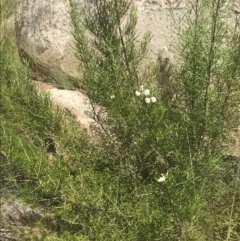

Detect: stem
[226,156,240,241]
[163,184,185,240]
[114,0,139,89]
[202,0,221,138]
[191,0,200,110]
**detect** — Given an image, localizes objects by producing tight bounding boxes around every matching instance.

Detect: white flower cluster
[156,171,168,183]
[157,175,166,182]
[110,95,115,99]
[135,85,157,103]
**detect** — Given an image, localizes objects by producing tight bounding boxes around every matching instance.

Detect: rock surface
[34,81,96,134]
[15,0,188,83]
[15,0,81,82]
[15,0,239,82]
[15,0,239,137]
[0,151,46,241]
[3,1,239,240]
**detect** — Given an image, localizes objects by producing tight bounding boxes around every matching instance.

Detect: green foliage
[70,0,240,240]
[70,0,166,181]
[1,0,239,240]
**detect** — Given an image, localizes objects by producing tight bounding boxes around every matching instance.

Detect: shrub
[1,0,239,239]
[70,0,240,239]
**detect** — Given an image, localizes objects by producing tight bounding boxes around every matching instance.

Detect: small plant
[70,0,167,181]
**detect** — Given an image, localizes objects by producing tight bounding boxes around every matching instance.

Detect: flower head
[110,95,115,99]
[157,175,166,183]
[135,91,141,96]
[151,96,157,103]
[144,89,150,96]
[145,97,151,104]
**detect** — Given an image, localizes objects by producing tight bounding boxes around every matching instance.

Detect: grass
[1,0,240,240]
